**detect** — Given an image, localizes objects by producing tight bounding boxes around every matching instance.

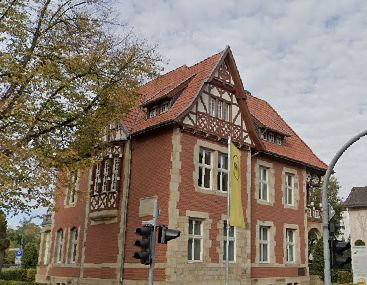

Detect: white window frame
[217,100,223,119]
[188,219,203,262]
[209,96,216,116]
[149,106,158,118]
[110,157,121,192]
[259,226,269,263]
[217,153,228,192]
[101,159,110,193]
[93,163,101,194]
[285,173,294,206]
[223,102,230,122]
[160,101,169,114]
[43,231,51,264]
[223,221,236,262]
[198,148,212,190]
[66,171,78,205]
[259,166,269,201]
[268,132,275,143]
[68,228,78,264]
[55,230,64,263]
[286,229,295,263]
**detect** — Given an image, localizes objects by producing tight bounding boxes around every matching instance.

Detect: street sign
[16,250,23,257]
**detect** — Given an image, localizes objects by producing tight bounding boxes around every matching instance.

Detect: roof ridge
[188,49,224,69]
[248,93,327,168]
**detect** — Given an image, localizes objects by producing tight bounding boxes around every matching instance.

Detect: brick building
[36,46,326,285]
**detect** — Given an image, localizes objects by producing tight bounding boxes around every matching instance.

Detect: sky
[8,0,367,226]
[115,0,367,200]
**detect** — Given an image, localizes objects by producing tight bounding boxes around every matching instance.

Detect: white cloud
[114,0,367,199]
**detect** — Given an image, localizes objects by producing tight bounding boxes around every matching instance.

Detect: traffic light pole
[149,200,159,285]
[322,129,367,285]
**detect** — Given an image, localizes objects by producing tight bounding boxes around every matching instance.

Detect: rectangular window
[68,228,78,263]
[55,230,64,263]
[66,171,78,205]
[217,153,228,192]
[223,221,235,262]
[285,173,294,205]
[188,219,202,261]
[160,101,169,114]
[268,132,275,143]
[93,163,101,194]
[101,159,110,192]
[111,157,121,192]
[217,100,223,119]
[209,97,216,116]
[149,106,158,118]
[223,102,230,121]
[286,229,295,263]
[43,231,51,264]
[259,226,269,263]
[198,148,212,189]
[259,166,269,201]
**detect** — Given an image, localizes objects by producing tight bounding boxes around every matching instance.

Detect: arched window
[355,239,365,246]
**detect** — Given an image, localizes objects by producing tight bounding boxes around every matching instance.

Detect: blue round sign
[16,250,23,257]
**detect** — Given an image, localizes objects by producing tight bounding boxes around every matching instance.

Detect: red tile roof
[247,94,327,170]
[124,51,222,134]
[123,48,327,171]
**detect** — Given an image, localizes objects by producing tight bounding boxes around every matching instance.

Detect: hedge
[0,281,44,285]
[0,269,36,282]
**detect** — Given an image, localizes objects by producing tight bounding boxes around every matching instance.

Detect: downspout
[119,138,133,284]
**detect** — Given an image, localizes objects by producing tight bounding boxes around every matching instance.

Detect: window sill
[196,187,227,197]
[89,209,118,225]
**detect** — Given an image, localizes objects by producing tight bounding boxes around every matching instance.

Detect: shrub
[0,281,45,285]
[0,269,36,282]
[336,270,353,284]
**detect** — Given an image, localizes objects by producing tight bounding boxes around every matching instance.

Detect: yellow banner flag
[230,142,245,228]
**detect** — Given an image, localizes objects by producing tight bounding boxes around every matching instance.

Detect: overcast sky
[115,0,367,200]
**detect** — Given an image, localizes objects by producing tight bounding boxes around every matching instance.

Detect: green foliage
[4,221,41,268]
[336,270,353,284]
[311,238,325,279]
[0,0,162,214]
[22,243,38,269]
[0,268,36,282]
[311,176,345,237]
[0,281,44,285]
[355,239,366,246]
[0,212,10,274]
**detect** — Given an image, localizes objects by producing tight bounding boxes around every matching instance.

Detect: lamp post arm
[323,129,367,285]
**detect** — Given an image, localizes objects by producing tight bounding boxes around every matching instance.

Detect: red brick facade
[36,47,325,285]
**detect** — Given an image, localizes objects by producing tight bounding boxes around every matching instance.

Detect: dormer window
[275,136,282,145]
[160,101,169,114]
[149,106,158,118]
[260,129,284,146]
[268,132,274,143]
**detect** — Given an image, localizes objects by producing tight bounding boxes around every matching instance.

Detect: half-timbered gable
[179,53,260,148]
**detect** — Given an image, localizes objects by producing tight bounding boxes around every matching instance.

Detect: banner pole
[225,137,231,285]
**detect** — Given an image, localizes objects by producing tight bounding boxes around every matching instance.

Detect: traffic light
[157,225,180,244]
[330,239,351,269]
[133,225,154,265]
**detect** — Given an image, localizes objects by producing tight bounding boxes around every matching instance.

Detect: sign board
[15,250,23,257]
[14,256,22,265]
[352,246,367,284]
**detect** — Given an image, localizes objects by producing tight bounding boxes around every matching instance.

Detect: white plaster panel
[198,93,208,113]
